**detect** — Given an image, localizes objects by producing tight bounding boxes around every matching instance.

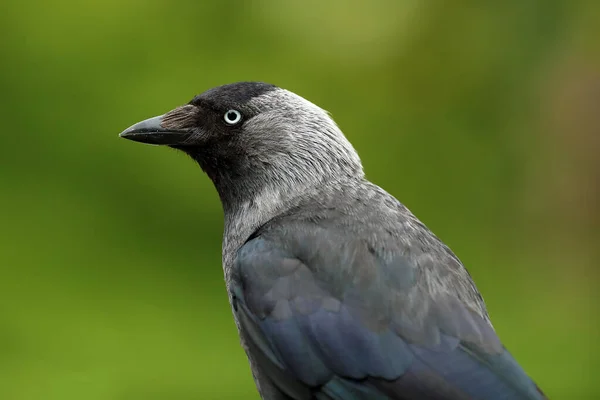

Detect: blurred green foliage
[0,1,598,399]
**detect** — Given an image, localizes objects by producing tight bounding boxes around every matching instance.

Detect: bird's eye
[224,109,242,125]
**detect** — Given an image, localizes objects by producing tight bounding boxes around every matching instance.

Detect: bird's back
[232,179,546,399]
[269,179,490,320]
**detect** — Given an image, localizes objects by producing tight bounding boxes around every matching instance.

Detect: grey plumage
[120,82,546,399]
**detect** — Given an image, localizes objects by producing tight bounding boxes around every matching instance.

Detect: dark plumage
[120,82,546,399]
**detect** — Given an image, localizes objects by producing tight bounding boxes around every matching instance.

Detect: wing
[232,224,545,400]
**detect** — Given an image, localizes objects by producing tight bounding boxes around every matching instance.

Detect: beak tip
[118,115,163,143]
[119,129,135,139]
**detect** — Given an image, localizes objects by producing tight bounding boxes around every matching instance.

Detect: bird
[120,82,546,399]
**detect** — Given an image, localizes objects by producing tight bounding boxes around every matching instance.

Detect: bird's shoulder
[238,178,490,332]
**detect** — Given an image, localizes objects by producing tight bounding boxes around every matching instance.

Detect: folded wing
[232,226,545,400]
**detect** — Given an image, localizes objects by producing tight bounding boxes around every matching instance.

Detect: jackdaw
[120,82,546,399]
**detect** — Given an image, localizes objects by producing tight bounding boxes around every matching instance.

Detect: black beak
[119,115,193,145]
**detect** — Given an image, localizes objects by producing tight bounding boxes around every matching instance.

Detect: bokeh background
[1,1,598,399]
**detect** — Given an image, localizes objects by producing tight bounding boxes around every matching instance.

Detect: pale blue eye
[224,109,242,125]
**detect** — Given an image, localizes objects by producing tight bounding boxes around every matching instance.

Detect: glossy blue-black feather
[232,222,545,400]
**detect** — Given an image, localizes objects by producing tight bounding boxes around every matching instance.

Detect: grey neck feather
[198,88,365,281]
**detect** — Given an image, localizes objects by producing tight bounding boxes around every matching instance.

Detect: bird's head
[120,82,363,211]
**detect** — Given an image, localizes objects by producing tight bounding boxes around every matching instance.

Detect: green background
[1,1,598,399]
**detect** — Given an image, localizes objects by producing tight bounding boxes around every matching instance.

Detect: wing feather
[233,230,545,400]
